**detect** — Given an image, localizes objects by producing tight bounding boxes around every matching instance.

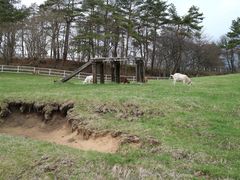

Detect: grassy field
[0,72,240,179]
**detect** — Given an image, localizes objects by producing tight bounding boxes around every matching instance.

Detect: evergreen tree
[0,0,26,23]
[138,0,169,72]
[75,0,104,59]
[0,0,28,64]
[227,17,240,48]
[225,17,240,72]
[42,0,83,61]
[168,4,204,73]
[116,0,142,57]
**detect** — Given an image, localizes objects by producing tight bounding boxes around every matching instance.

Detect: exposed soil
[0,101,124,153]
[0,112,120,153]
[0,100,146,153]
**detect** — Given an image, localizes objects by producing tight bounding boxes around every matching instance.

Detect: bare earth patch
[0,100,148,153]
[0,112,120,153]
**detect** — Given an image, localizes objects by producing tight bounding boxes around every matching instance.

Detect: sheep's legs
[173,80,176,86]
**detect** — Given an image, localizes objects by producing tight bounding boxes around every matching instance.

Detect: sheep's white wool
[170,73,192,85]
[83,75,93,84]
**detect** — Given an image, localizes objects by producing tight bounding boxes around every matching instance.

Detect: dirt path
[0,113,120,153]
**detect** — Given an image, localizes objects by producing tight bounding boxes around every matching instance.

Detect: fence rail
[0,65,168,81]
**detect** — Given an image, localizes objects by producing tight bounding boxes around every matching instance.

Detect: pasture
[0,72,239,179]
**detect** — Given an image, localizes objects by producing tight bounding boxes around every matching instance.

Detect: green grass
[0,72,240,179]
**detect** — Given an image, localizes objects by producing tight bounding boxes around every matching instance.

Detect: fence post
[78,73,80,79]
[33,67,36,74]
[1,65,3,72]
[17,66,20,73]
[49,69,51,76]
[63,70,66,77]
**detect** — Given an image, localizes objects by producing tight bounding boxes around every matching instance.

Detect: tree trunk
[230,49,235,72]
[172,33,183,74]
[121,33,124,58]
[137,27,144,58]
[51,22,57,60]
[21,27,24,58]
[3,31,15,65]
[103,0,109,57]
[63,20,71,61]
[56,25,60,60]
[225,51,231,71]
[113,26,120,57]
[145,27,149,69]
[9,31,15,60]
[125,33,129,57]
[151,27,157,73]
[0,33,2,52]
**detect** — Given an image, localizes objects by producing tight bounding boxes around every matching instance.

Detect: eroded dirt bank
[0,112,120,153]
[0,101,140,153]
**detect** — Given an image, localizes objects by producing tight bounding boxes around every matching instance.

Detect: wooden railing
[0,65,168,81]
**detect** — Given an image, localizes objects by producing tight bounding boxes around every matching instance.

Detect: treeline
[0,0,223,75]
[218,17,240,73]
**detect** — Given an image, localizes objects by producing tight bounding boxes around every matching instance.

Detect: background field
[0,72,240,179]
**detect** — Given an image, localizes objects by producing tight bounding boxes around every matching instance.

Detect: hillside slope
[0,73,239,179]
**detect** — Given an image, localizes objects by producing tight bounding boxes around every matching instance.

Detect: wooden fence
[0,65,168,81]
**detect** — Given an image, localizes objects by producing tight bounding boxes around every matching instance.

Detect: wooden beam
[91,57,130,62]
[99,62,104,84]
[92,61,97,84]
[139,59,144,83]
[61,61,92,82]
[111,61,115,82]
[115,61,120,83]
[136,58,144,83]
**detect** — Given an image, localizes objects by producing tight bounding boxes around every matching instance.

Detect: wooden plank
[139,59,144,82]
[92,61,97,84]
[99,62,104,84]
[60,61,92,82]
[136,60,140,82]
[111,61,115,82]
[115,61,120,83]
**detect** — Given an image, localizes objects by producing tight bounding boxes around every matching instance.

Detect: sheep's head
[188,79,192,85]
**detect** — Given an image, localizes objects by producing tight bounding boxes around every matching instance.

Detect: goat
[83,75,93,84]
[170,73,192,86]
[120,76,130,84]
[144,77,148,83]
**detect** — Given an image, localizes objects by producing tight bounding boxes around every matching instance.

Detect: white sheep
[170,73,192,86]
[83,75,93,84]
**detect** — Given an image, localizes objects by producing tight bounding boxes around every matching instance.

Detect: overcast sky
[21,0,240,42]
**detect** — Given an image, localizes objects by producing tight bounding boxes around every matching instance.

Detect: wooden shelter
[91,57,145,84]
[61,57,145,84]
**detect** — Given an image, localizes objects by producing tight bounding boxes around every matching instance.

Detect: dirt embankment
[0,101,141,153]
